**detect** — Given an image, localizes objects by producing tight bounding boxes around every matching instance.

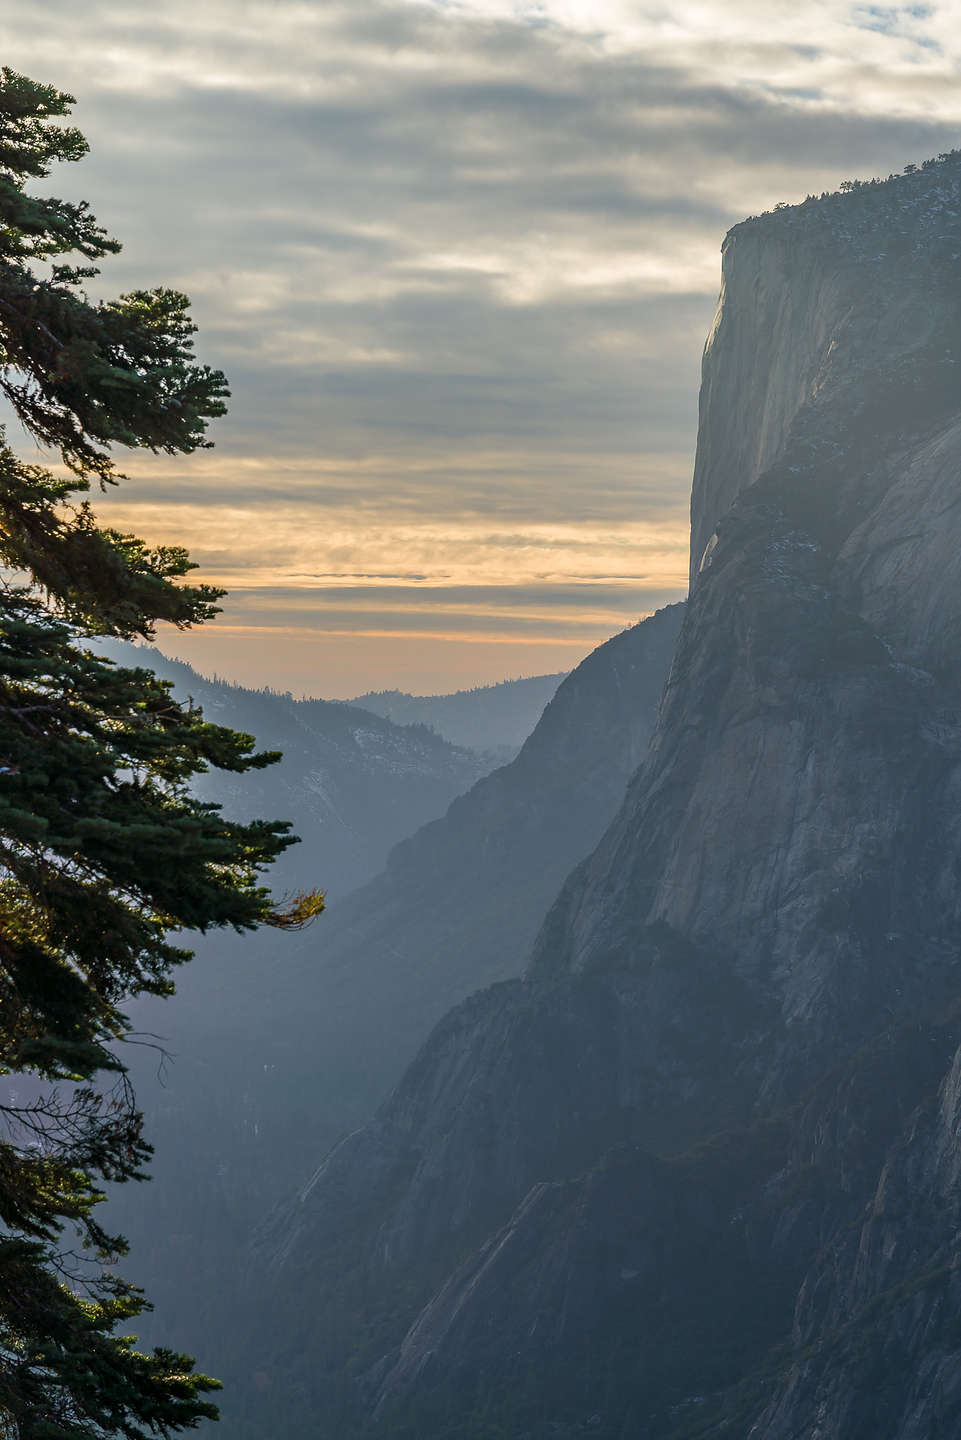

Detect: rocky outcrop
[234,152,961,1440]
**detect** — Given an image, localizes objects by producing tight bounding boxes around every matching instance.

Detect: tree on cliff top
[0,67,322,1437]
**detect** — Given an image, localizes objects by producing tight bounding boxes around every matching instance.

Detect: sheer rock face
[839,412,961,669]
[241,156,961,1440]
[690,168,961,587]
[532,519,961,1075]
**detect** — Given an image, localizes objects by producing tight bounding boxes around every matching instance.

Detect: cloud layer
[5,0,960,692]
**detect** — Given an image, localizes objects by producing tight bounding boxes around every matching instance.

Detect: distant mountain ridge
[96,640,490,899]
[347,671,567,756]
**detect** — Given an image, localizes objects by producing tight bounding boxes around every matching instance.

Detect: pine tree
[0,67,322,1436]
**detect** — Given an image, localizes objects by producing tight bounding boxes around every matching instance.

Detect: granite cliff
[235,152,961,1439]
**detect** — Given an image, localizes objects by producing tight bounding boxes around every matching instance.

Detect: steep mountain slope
[348,671,567,757]
[98,641,488,898]
[277,606,683,1149]
[237,152,961,1440]
[105,610,681,1379]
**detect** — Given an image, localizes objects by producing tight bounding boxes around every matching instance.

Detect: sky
[4,0,961,696]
